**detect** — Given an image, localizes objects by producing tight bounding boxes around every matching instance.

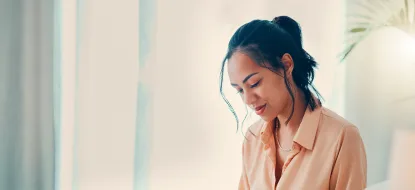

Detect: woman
[219,16,367,190]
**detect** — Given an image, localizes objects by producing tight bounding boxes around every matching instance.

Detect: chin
[259,109,278,122]
[259,114,275,122]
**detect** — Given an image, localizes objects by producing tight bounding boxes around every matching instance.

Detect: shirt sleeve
[330,125,367,190]
[238,141,250,190]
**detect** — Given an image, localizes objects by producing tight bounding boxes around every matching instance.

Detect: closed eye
[236,79,262,94]
[250,79,262,88]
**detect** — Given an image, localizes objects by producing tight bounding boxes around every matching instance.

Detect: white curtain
[1,0,148,189]
[57,0,140,189]
[0,0,55,189]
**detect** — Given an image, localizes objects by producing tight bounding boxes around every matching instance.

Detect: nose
[243,90,258,106]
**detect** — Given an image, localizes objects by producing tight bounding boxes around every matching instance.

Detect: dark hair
[219,16,323,132]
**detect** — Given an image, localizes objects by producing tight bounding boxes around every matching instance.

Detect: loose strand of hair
[219,58,240,132]
[283,69,295,125]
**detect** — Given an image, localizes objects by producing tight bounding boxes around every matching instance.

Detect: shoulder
[320,107,354,128]
[318,107,363,146]
[319,107,359,133]
[241,119,266,162]
[243,119,264,140]
[241,119,265,152]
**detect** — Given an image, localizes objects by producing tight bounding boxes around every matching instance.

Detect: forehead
[227,52,262,81]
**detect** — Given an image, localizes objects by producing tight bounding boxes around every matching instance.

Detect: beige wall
[345,27,415,185]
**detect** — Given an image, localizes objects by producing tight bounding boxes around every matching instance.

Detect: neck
[277,89,308,132]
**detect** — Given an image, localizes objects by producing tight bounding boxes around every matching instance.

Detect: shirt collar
[260,101,322,151]
[293,105,322,150]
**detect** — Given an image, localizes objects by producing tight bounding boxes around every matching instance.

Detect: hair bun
[272,16,302,48]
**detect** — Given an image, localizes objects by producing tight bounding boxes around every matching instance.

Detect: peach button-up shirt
[239,106,367,190]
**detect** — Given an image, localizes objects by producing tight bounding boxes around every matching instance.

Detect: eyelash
[250,79,261,88]
[237,79,262,94]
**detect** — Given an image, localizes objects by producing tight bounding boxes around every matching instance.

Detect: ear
[281,53,294,76]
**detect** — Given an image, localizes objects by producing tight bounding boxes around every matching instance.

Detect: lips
[254,104,266,115]
[255,105,265,111]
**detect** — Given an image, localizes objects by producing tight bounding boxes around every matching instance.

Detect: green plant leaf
[342,0,415,61]
[399,9,408,25]
[353,0,380,16]
[340,31,369,59]
[339,44,357,62]
[347,14,380,23]
[413,0,415,25]
[350,28,367,33]
[349,3,384,25]
[405,0,409,20]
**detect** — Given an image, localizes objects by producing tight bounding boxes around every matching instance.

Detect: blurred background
[0,0,414,190]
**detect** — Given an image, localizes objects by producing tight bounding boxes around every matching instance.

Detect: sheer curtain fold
[2,0,142,189]
[0,0,55,190]
[57,0,140,189]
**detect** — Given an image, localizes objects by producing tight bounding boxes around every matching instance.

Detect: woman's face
[227,51,293,122]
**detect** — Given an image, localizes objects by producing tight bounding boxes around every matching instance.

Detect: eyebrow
[231,72,259,86]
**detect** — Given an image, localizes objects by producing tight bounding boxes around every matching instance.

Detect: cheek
[262,78,290,106]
